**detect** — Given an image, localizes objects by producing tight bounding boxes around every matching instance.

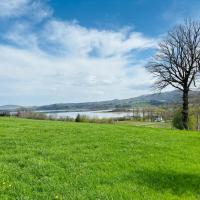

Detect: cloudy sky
[0,0,200,106]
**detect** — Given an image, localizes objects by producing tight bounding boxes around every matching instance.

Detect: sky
[0,0,200,106]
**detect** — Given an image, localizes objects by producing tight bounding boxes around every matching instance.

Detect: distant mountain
[35,90,194,111]
[1,90,199,112]
[0,105,24,111]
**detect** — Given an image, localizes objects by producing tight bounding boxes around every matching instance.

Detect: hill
[0,117,199,199]
[0,105,24,111]
[36,90,194,111]
[1,90,199,112]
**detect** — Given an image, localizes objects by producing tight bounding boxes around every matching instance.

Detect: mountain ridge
[1,90,199,112]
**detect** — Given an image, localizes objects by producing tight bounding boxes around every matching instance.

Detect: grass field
[0,117,199,200]
[117,121,172,129]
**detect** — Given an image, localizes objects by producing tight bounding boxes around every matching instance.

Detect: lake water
[43,110,133,119]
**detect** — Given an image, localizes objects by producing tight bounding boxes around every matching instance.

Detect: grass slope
[0,118,199,200]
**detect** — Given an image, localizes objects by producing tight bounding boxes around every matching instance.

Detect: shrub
[16,111,75,122]
[0,111,10,117]
[172,109,197,130]
[17,111,48,120]
[172,110,184,130]
[188,114,196,130]
[75,114,80,122]
[57,116,74,122]
[75,114,114,124]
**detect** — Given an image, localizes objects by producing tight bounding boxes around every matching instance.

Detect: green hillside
[0,118,199,199]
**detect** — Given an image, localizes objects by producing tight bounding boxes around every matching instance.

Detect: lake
[42,110,133,119]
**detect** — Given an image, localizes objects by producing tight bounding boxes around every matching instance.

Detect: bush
[57,116,74,122]
[17,111,48,120]
[172,110,184,130]
[75,114,90,122]
[75,114,114,124]
[16,111,75,122]
[75,114,81,122]
[188,114,196,130]
[172,109,197,130]
[0,111,10,117]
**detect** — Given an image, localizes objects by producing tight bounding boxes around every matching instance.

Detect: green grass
[117,121,172,129]
[0,117,199,200]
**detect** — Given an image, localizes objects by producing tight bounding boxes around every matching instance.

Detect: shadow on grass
[134,169,200,196]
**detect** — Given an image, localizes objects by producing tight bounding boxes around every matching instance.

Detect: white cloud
[0,0,28,17]
[0,3,156,105]
[0,0,51,19]
[4,22,39,50]
[43,20,156,58]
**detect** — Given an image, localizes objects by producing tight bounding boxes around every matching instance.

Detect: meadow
[0,117,199,199]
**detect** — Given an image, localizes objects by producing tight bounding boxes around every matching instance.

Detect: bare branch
[146,19,200,92]
[145,19,200,129]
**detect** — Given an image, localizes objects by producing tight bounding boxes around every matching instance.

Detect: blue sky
[0,0,200,106]
[50,0,168,34]
[50,0,199,35]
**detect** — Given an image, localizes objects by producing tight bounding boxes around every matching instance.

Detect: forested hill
[1,90,199,112]
[35,90,198,111]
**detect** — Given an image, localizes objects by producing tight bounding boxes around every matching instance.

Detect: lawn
[117,121,172,129]
[0,117,199,200]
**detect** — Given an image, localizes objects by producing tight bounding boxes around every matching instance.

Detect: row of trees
[146,19,200,130]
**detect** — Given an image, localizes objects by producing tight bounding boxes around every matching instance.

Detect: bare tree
[146,20,200,129]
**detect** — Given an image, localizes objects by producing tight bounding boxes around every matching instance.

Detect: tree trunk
[182,89,189,130]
